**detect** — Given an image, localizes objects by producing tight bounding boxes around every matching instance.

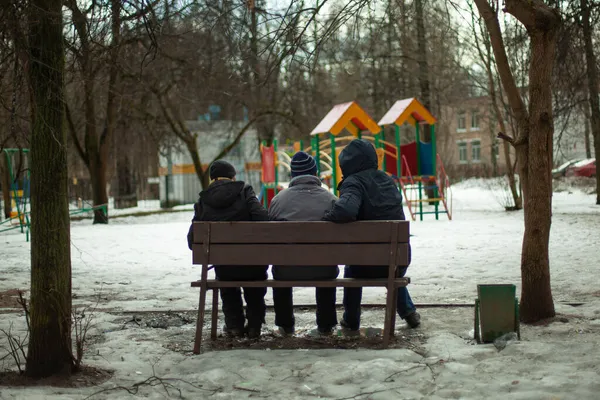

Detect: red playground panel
[265,187,277,207]
[384,142,418,177]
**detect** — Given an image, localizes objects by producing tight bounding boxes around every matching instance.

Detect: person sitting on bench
[323,139,421,330]
[269,151,340,336]
[187,160,269,338]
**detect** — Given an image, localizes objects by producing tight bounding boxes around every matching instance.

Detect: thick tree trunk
[26,0,73,377]
[474,0,558,322]
[580,0,600,204]
[518,27,557,321]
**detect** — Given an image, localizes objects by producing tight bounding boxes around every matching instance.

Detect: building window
[457,112,466,131]
[471,139,481,163]
[458,141,468,164]
[471,110,480,130]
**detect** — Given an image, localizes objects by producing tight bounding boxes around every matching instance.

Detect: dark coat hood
[339,139,378,177]
[200,180,245,209]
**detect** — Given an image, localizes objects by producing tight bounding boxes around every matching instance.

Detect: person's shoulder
[242,182,257,194]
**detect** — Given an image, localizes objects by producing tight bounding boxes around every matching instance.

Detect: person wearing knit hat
[209,159,237,180]
[290,151,318,178]
[268,151,339,336]
[187,159,269,339]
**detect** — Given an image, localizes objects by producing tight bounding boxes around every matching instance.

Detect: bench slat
[190,277,410,288]
[192,243,410,266]
[193,221,410,244]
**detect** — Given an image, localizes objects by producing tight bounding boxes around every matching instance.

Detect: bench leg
[383,284,395,347]
[389,287,398,338]
[211,288,219,340]
[193,284,208,354]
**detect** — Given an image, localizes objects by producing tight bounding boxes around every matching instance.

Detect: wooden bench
[190,220,411,354]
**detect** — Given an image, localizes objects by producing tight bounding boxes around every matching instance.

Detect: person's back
[187,160,268,338]
[323,139,405,223]
[323,139,420,331]
[269,152,339,335]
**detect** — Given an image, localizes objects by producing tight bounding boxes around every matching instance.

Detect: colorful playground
[259,98,452,221]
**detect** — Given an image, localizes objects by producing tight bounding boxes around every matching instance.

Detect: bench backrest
[192,221,410,266]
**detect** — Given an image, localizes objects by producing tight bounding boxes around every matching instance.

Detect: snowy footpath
[1,179,600,399]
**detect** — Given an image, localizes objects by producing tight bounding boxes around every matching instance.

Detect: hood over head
[339,139,378,177]
[200,180,245,209]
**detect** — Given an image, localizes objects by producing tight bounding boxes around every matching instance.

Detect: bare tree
[474,0,560,322]
[26,0,73,377]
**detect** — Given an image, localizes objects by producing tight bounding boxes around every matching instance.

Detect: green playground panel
[474,284,520,343]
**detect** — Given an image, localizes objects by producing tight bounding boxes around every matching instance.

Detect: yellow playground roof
[310,101,380,136]
[378,98,437,127]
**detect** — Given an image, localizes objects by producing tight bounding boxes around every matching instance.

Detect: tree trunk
[490,131,498,177]
[26,0,73,377]
[88,153,109,223]
[580,0,600,204]
[1,157,11,219]
[474,0,559,322]
[114,154,138,209]
[518,26,557,321]
[186,139,209,189]
[582,105,592,159]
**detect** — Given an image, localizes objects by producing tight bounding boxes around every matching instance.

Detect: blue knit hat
[290,151,318,178]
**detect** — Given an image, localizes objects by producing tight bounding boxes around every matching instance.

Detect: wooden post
[211,288,219,340]
[383,222,399,346]
[193,223,211,354]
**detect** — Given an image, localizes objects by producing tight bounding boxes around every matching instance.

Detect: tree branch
[211,110,297,163]
[473,0,529,139]
[504,0,560,33]
[65,101,89,166]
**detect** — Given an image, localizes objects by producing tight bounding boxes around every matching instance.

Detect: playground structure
[258,140,296,208]
[0,149,31,240]
[1,148,108,241]
[303,99,452,221]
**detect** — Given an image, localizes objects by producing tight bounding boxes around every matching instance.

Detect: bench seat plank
[191,277,410,288]
[193,221,410,244]
[192,243,410,266]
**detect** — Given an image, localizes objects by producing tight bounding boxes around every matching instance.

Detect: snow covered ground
[1,178,599,399]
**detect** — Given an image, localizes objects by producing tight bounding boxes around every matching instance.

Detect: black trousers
[214,265,268,329]
[272,266,339,330]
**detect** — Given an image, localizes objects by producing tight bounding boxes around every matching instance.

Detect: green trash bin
[474,284,520,343]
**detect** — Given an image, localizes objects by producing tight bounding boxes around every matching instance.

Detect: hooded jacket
[323,139,406,222]
[187,179,268,249]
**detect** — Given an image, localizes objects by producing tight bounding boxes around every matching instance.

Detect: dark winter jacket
[269,175,339,280]
[323,139,406,223]
[187,179,268,249]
